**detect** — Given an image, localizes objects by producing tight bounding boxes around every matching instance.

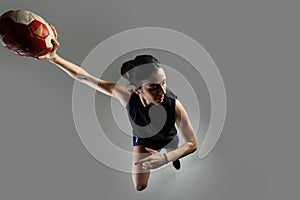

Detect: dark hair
[121,55,161,87]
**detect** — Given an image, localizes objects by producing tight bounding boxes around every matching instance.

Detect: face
[134,68,167,106]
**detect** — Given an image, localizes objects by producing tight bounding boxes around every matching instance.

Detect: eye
[148,85,158,90]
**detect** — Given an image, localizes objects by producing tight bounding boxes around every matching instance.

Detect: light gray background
[0,0,299,200]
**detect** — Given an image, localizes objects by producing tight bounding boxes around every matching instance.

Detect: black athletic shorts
[133,135,179,150]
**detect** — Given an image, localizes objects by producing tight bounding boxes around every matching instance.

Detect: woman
[38,39,197,191]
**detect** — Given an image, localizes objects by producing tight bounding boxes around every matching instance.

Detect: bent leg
[132,145,151,191]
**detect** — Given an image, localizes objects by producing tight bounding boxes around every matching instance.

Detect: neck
[139,95,152,107]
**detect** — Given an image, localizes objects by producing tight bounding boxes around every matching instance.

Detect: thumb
[145,147,158,154]
[49,23,58,39]
[51,39,60,50]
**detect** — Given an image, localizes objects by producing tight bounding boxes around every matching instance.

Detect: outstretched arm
[37,40,131,106]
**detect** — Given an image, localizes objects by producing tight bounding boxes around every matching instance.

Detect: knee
[135,184,147,191]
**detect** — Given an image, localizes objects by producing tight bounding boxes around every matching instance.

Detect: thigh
[132,145,151,187]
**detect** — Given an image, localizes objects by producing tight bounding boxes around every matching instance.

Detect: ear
[132,86,141,94]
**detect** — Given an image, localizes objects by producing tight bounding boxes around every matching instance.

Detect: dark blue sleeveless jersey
[126,88,178,150]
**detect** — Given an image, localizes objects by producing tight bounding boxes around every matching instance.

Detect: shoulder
[175,99,182,113]
[125,91,137,109]
[165,88,177,99]
[174,99,186,121]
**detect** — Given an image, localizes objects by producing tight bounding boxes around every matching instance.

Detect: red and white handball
[0,9,57,57]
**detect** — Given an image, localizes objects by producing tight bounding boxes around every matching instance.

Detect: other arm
[165,99,198,161]
[134,99,198,169]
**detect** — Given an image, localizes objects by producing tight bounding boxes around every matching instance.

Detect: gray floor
[1,1,300,200]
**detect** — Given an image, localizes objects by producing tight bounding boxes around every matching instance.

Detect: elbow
[74,68,90,81]
[75,72,88,81]
[188,140,198,153]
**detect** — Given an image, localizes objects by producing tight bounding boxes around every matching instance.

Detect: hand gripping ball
[0,9,57,57]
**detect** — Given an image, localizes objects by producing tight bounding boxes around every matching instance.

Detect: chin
[154,98,164,104]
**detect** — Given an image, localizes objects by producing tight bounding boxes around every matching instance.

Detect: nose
[158,84,166,95]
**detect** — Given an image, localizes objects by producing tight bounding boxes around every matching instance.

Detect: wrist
[49,54,60,63]
[50,54,59,62]
[162,153,169,164]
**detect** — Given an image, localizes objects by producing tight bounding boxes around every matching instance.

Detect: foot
[172,159,181,170]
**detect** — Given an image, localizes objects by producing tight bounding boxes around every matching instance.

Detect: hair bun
[121,60,135,79]
[133,55,159,66]
[120,55,160,86]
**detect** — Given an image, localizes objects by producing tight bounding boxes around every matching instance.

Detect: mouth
[156,96,164,100]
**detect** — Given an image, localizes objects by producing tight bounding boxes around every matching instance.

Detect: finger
[49,40,59,54]
[142,161,153,169]
[142,162,159,170]
[134,157,151,165]
[51,39,60,48]
[142,161,151,167]
[35,55,47,60]
[145,147,158,154]
[49,23,58,39]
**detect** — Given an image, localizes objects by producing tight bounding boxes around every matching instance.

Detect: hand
[49,23,58,39]
[134,147,168,170]
[35,38,60,61]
